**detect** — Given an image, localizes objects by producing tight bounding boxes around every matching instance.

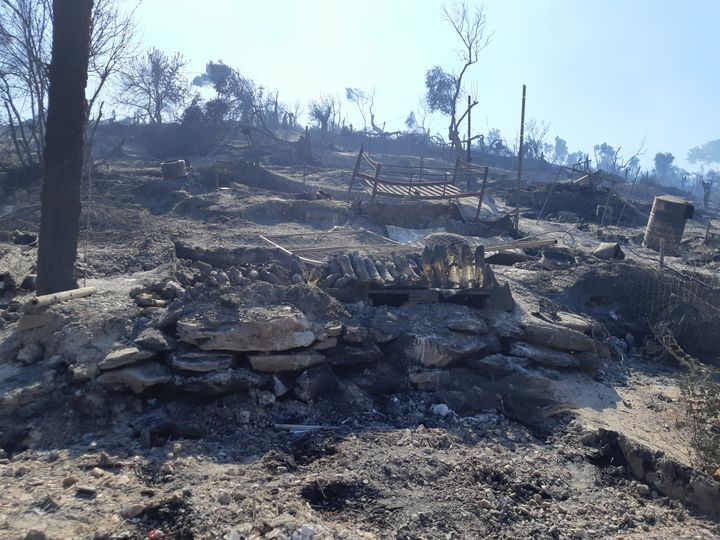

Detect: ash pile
[1,234,614,431]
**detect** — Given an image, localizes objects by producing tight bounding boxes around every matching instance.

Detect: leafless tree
[440,1,491,153]
[119,48,188,124]
[0,0,137,167]
[346,87,370,132]
[523,119,550,160]
[308,94,334,132]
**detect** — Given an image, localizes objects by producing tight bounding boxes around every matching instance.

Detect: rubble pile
[0,250,615,431]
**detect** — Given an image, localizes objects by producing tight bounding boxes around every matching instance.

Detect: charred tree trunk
[36,0,93,295]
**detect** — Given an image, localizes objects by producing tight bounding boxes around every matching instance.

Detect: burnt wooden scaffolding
[348,145,491,219]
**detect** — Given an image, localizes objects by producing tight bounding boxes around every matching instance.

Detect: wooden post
[467,95,472,163]
[515,84,527,232]
[476,167,489,219]
[371,163,382,202]
[659,239,665,267]
[349,144,363,193]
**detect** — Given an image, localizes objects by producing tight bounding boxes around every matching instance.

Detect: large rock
[294,364,337,402]
[406,334,501,368]
[174,368,269,394]
[248,353,326,373]
[178,306,316,352]
[98,347,155,371]
[523,320,598,353]
[170,351,233,372]
[509,341,581,368]
[97,362,171,393]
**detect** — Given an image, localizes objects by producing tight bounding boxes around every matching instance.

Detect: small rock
[430,403,453,417]
[135,328,177,352]
[121,503,146,519]
[342,326,369,343]
[291,273,305,284]
[637,484,650,496]
[91,467,105,478]
[478,498,493,509]
[62,476,79,488]
[17,343,44,365]
[75,484,97,497]
[99,346,154,370]
[23,530,47,540]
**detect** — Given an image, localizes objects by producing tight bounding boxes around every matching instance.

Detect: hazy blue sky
[130,0,719,170]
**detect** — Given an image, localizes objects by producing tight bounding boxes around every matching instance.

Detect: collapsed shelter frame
[348,145,491,219]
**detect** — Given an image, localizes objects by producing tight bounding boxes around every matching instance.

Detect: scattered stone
[98,346,155,371]
[62,476,79,488]
[23,530,47,540]
[97,362,171,393]
[75,484,97,498]
[90,467,105,478]
[121,503,146,519]
[637,484,650,496]
[170,351,233,372]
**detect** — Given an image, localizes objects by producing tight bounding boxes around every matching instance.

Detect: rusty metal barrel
[161,159,187,179]
[643,195,694,253]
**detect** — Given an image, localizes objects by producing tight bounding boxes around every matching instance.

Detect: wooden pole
[467,95,472,163]
[515,84,527,232]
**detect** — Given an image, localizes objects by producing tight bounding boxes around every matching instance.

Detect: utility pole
[467,94,472,163]
[515,84,527,232]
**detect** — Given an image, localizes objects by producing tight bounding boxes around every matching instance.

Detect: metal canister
[643,195,693,253]
[161,159,187,179]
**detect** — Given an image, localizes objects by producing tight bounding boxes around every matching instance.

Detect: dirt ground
[1,148,719,539]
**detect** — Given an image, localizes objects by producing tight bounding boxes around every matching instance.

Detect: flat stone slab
[524,320,598,353]
[97,362,171,393]
[178,306,316,352]
[509,341,581,368]
[173,368,269,394]
[406,334,501,368]
[248,353,326,373]
[99,347,154,371]
[446,318,488,335]
[170,352,233,372]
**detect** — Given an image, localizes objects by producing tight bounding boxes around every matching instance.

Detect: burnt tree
[36,0,93,295]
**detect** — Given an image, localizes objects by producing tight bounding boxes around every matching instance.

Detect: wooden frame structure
[348,145,491,219]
